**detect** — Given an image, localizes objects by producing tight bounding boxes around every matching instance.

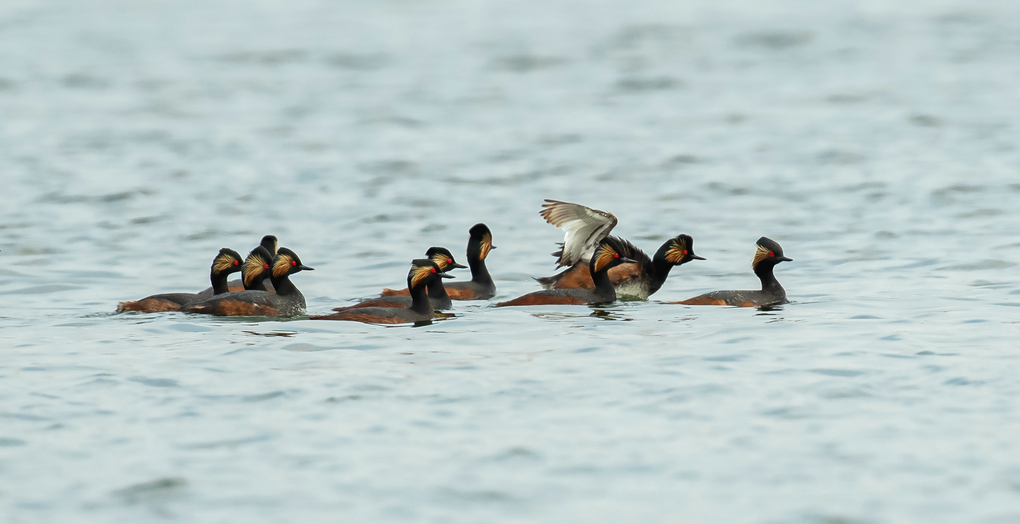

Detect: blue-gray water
[2,0,1020,522]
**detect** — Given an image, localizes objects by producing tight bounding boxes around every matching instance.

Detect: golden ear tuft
[243,254,268,287]
[212,254,236,273]
[410,265,433,289]
[273,255,294,278]
[479,233,493,261]
[752,243,771,268]
[592,244,618,273]
[431,253,449,269]
[664,238,689,264]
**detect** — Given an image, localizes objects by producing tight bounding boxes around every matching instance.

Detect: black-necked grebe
[116,248,243,313]
[673,237,791,307]
[196,235,279,297]
[333,248,460,312]
[182,247,313,317]
[312,260,451,324]
[497,237,634,307]
[536,200,703,299]
[381,224,496,300]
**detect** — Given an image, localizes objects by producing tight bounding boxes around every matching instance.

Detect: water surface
[2,0,1020,522]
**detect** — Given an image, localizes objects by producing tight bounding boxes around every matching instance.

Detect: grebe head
[425,247,467,270]
[242,246,275,289]
[407,259,453,290]
[260,235,279,256]
[752,237,792,268]
[591,237,637,273]
[272,247,314,278]
[211,248,244,275]
[662,234,706,266]
[468,223,495,261]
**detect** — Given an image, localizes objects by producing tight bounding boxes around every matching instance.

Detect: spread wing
[540,199,618,268]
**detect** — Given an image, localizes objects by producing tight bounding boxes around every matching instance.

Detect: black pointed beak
[299,265,314,271]
[779,256,792,262]
[619,257,638,264]
[439,272,454,279]
[690,254,706,260]
[449,262,468,269]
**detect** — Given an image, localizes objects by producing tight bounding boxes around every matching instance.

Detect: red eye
[614,253,619,258]
[291,260,297,266]
[233,260,239,265]
[448,259,453,264]
[431,268,436,273]
[683,250,688,255]
[263,264,270,269]
[768,251,775,257]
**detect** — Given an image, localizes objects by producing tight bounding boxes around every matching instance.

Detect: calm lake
[1,0,1019,522]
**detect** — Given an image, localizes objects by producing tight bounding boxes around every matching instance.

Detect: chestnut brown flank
[608,263,641,285]
[553,265,594,289]
[332,300,405,312]
[309,312,406,324]
[497,294,588,306]
[380,287,409,296]
[674,297,758,307]
[553,262,640,290]
[117,299,181,313]
[204,300,279,316]
[675,297,729,306]
[445,287,480,300]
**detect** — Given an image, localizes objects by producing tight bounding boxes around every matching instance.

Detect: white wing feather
[539,199,618,267]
